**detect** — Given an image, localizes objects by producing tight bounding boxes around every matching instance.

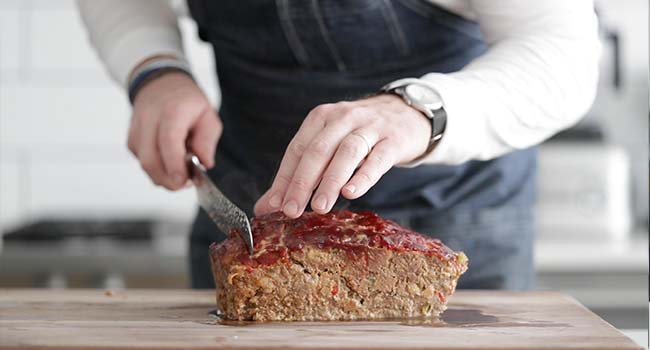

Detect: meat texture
[210,210,468,321]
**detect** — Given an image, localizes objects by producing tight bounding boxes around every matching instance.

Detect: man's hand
[128,72,222,190]
[254,94,432,218]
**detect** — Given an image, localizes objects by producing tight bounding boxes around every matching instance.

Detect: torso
[186,0,536,218]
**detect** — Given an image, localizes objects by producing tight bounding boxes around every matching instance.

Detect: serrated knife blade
[187,154,254,254]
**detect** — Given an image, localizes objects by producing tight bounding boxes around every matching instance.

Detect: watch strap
[431,107,447,141]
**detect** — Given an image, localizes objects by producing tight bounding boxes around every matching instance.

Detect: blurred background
[0,0,647,346]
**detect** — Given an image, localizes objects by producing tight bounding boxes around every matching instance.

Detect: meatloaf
[209,210,468,321]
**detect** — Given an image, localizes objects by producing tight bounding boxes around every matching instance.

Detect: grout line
[17,148,31,224]
[18,0,32,81]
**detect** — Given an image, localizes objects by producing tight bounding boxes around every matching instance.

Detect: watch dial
[405,84,443,110]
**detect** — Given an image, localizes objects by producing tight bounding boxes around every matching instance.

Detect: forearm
[76,0,186,88]
[404,0,600,166]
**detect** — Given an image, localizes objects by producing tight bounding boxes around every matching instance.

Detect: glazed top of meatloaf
[211,210,466,269]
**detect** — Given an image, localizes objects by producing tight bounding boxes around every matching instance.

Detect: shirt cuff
[103,26,186,88]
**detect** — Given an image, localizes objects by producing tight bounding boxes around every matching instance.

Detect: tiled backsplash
[0,0,218,233]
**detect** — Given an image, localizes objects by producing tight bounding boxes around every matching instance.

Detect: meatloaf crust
[209,210,468,321]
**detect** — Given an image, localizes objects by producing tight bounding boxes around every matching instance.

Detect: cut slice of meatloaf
[209,210,468,321]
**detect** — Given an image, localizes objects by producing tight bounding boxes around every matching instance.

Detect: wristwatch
[380,78,447,154]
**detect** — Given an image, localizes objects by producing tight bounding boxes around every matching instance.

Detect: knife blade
[187,154,254,254]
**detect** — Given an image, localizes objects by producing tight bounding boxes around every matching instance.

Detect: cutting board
[0,289,641,350]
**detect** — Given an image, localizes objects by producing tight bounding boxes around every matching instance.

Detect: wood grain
[0,289,641,350]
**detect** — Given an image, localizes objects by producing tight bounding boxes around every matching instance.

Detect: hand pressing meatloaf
[209,210,468,321]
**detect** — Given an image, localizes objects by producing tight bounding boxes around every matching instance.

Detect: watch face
[404,84,443,110]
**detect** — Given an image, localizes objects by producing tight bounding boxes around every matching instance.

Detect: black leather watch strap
[431,107,447,142]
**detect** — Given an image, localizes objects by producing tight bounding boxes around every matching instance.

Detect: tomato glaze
[211,210,458,268]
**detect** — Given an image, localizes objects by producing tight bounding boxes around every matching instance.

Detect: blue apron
[187,0,536,290]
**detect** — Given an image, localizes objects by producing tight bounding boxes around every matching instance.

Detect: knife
[187,153,254,254]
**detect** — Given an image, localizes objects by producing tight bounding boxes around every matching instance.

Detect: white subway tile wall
[0,0,219,233]
[27,150,196,220]
[1,86,129,145]
[0,8,22,77]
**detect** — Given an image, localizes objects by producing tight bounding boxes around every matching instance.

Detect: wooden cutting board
[0,289,640,350]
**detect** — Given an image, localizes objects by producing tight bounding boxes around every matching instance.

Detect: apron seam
[380,0,410,56]
[394,0,437,18]
[394,0,483,40]
[276,0,312,68]
[310,0,347,72]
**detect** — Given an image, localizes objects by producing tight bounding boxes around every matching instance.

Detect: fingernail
[344,185,356,194]
[269,193,282,208]
[283,201,298,217]
[313,194,327,211]
[172,173,184,186]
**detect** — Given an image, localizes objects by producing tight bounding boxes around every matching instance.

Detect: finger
[310,128,378,214]
[189,108,222,169]
[158,111,195,188]
[138,118,178,190]
[127,115,141,157]
[281,122,359,218]
[257,104,331,215]
[342,139,396,200]
[254,190,275,217]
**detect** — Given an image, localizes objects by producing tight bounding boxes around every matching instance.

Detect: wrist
[128,56,194,104]
[390,93,434,163]
[380,78,446,164]
[128,54,179,83]
[132,71,197,107]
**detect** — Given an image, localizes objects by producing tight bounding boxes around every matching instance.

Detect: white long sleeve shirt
[77,0,601,166]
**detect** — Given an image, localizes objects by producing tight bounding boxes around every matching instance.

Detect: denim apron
[187,0,536,290]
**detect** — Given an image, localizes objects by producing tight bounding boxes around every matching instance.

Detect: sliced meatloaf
[209,210,468,321]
